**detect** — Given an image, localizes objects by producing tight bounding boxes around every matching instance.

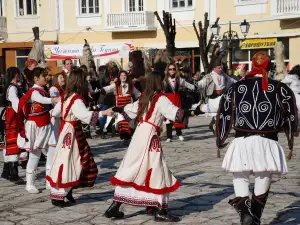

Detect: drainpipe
[56,0,60,43]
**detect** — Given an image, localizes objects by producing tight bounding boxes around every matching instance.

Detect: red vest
[18,88,51,139]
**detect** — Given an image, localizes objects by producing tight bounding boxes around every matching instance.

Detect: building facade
[0,0,299,73]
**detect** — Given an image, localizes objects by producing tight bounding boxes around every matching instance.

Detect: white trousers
[2,149,18,162]
[233,171,272,197]
[26,146,55,174]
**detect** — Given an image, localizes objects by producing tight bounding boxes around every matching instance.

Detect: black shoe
[96,128,103,136]
[20,160,28,170]
[51,199,70,208]
[123,139,131,146]
[1,162,11,180]
[229,197,253,225]
[40,154,46,162]
[209,117,216,135]
[146,206,157,215]
[10,162,25,185]
[66,189,76,203]
[251,191,269,225]
[154,208,181,222]
[104,201,124,219]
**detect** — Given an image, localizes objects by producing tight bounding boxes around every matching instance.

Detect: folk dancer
[0,67,25,184]
[101,70,140,145]
[104,71,203,222]
[164,63,195,142]
[216,52,297,225]
[45,72,66,189]
[18,67,59,194]
[46,69,110,207]
[198,62,235,134]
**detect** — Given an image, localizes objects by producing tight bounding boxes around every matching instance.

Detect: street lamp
[211,19,250,69]
[240,19,250,38]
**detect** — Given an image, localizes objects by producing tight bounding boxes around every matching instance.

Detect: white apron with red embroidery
[110,93,183,208]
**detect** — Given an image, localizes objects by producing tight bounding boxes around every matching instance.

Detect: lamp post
[211,19,250,69]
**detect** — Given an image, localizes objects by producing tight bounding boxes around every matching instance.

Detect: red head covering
[246,51,270,91]
[25,59,37,68]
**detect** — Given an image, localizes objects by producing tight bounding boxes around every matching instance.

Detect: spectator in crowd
[63,58,73,76]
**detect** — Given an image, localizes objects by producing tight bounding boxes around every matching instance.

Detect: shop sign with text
[240,38,277,49]
[44,42,134,60]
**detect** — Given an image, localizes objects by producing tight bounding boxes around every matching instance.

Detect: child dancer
[101,70,140,145]
[1,67,25,184]
[46,69,110,207]
[18,67,59,194]
[104,70,202,222]
[164,63,195,142]
[46,72,66,189]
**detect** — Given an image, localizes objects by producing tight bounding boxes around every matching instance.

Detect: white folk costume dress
[164,77,194,128]
[46,93,99,200]
[216,77,297,174]
[103,82,140,138]
[110,93,186,208]
[18,84,53,152]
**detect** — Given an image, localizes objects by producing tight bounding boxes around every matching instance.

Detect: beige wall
[216,0,272,21]
[6,0,57,42]
[289,36,300,68]
[59,26,198,47]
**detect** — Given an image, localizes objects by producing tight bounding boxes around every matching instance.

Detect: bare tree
[193,13,220,74]
[154,11,176,57]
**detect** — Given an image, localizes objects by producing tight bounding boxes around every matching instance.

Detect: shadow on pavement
[269,200,300,224]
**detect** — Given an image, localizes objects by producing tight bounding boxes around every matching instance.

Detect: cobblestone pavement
[0,117,300,225]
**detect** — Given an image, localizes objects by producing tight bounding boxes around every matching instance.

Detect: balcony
[272,0,300,19]
[0,17,7,43]
[106,11,156,32]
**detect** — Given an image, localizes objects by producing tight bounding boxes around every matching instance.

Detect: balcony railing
[272,0,300,18]
[106,11,156,31]
[0,17,7,42]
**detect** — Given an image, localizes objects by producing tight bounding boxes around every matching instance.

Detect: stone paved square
[0,117,299,225]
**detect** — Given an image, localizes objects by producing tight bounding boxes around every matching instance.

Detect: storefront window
[16,49,31,72]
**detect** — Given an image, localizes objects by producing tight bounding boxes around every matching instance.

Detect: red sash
[5,107,19,155]
[165,93,186,129]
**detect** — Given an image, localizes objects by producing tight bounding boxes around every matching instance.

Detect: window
[171,0,193,9]
[16,0,37,16]
[126,0,144,12]
[16,49,31,72]
[80,0,99,15]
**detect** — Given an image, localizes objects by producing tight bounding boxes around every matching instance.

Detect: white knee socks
[26,150,42,173]
[254,172,272,196]
[46,146,55,172]
[233,171,251,197]
[233,171,272,197]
